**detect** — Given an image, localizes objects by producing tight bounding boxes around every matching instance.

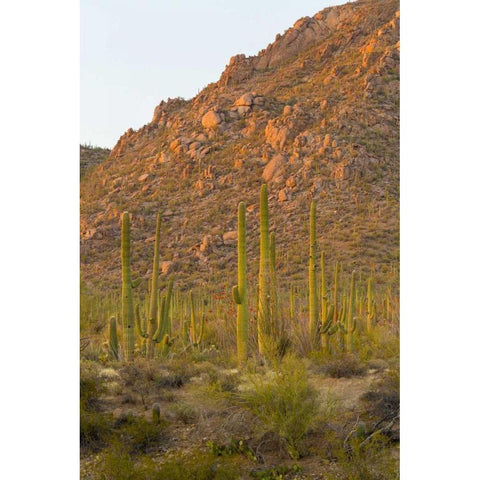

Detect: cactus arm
[232,285,242,305]
[135,304,148,338]
[131,278,142,289]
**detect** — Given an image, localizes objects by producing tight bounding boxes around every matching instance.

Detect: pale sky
[81,0,347,148]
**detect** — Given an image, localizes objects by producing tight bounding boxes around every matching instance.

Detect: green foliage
[250,464,302,480]
[317,353,367,378]
[114,414,167,454]
[137,450,243,480]
[80,411,114,453]
[96,442,137,480]
[80,362,105,411]
[324,434,399,480]
[240,355,319,459]
[207,438,256,461]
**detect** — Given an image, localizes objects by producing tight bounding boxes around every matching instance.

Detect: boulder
[262,153,287,183]
[234,93,254,106]
[222,231,238,244]
[202,110,223,129]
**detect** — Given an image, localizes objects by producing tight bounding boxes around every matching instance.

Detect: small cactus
[152,403,161,424]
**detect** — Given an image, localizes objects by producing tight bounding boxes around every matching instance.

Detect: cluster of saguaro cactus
[308,201,337,351]
[102,189,396,365]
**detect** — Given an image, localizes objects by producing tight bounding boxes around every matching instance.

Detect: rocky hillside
[81,0,399,294]
[80,144,111,178]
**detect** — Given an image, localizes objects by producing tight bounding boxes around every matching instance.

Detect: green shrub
[115,414,167,454]
[80,411,114,453]
[320,354,367,378]
[96,443,139,480]
[80,362,105,411]
[136,450,243,480]
[171,402,198,424]
[239,355,319,459]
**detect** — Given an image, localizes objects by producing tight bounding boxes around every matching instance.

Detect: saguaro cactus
[147,213,162,359]
[232,201,248,365]
[121,212,135,362]
[257,184,270,356]
[269,232,279,333]
[339,271,357,352]
[308,200,319,348]
[108,316,119,360]
[188,291,204,348]
[366,274,375,332]
[153,279,174,346]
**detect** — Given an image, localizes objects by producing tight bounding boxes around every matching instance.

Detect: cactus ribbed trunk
[146,214,161,359]
[108,316,119,360]
[269,232,278,335]
[320,250,328,350]
[121,212,135,362]
[367,275,373,332]
[308,200,318,348]
[346,271,355,352]
[234,202,248,365]
[258,184,270,356]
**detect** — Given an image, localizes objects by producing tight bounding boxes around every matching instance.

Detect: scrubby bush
[239,355,319,459]
[319,353,367,378]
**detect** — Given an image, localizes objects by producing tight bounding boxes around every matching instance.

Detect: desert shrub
[324,434,399,480]
[206,438,256,461]
[96,443,139,480]
[80,411,114,453]
[205,369,240,393]
[361,365,399,425]
[250,464,302,479]
[319,353,367,378]
[239,355,319,459]
[171,402,198,424]
[136,450,243,480]
[80,362,105,411]
[115,414,167,454]
[154,372,184,389]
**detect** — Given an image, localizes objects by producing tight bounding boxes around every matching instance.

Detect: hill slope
[80,0,399,294]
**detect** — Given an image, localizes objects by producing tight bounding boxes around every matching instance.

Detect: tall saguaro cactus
[308,200,318,348]
[339,271,357,352]
[232,201,248,364]
[258,184,270,356]
[121,212,135,362]
[147,213,161,359]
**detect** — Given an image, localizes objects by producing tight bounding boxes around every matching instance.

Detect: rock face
[81,0,399,292]
[201,110,223,130]
[262,154,287,183]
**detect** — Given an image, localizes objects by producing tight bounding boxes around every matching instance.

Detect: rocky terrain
[80,0,399,295]
[80,144,111,178]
